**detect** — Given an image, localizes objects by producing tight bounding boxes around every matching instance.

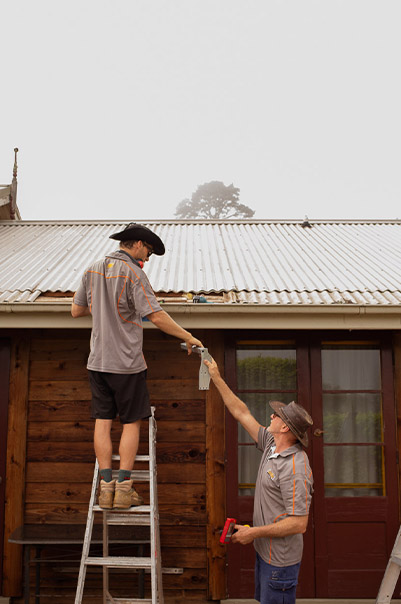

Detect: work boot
[113,479,144,509]
[98,479,116,509]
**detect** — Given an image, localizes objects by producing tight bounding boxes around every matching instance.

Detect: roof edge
[0,302,401,331]
[1,218,401,226]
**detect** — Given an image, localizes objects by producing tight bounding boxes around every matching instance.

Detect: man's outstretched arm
[205,357,261,443]
[146,309,203,353]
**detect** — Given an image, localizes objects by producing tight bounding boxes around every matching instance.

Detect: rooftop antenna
[9,148,18,220]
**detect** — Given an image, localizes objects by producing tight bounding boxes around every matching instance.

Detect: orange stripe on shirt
[87,270,143,327]
[119,259,157,313]
[269,513,289,563]
[302,451,310,512]
[292,454,296,513]
[117,279,142,327]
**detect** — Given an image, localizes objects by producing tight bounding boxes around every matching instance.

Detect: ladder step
[86,556,152,569]
[111,470,150,481]
[391,554,401,565]
[112,454,150,462]
[107,515,151,526]
[93,505,152,525]
[107,598,152,604]
[93,504,151,513]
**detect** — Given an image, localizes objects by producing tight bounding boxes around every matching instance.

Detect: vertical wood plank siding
[394,332,401,517]
[0,339,11,591]
[3,328,226,602]
[2,336,30,595]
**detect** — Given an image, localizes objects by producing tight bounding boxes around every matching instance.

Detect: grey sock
[118,469,132,483]
[100,468,112,482]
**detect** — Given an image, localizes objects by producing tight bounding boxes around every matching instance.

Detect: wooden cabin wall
[2,328,226,603]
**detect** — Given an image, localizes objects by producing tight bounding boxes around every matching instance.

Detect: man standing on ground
[205,357,313,604]
[72,223,203,510]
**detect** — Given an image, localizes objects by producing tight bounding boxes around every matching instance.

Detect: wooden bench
[9,524,150,603]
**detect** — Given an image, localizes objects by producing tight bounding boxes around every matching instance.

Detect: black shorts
[88,370,151,424]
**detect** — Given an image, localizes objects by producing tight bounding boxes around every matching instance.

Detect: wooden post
[0,338,11,592]
[2,336,30,596]
[205,331,226,600]
[394,332,401,518]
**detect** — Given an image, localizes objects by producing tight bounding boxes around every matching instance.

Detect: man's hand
[231,524,255,545]
[184,336,203,354]
[204,357,221,380]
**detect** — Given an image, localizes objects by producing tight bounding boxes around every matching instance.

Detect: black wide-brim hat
[269,400,313,447]
[109,223,165,256]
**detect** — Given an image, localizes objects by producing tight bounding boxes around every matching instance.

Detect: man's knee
[122,420,141,431]
[94,419,113,435]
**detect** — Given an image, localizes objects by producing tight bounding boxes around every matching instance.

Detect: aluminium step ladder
[75,407,181,604]
[376,525,401,603]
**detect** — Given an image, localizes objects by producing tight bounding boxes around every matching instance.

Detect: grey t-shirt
[253,427,313,567]
[73,250,162,374]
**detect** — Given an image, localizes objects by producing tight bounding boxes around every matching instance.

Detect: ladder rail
[376,525,401,604]
[148,409,164,604]
[75,458,100,604]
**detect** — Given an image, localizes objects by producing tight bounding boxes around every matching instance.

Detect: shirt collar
[268,442,302,459]
[109,249,142,269]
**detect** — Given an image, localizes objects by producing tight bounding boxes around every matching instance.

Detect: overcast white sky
[1,1,400,222]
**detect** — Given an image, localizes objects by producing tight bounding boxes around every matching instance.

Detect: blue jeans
[254,552,300,604]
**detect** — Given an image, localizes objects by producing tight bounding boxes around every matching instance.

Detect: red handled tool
[220,517,237,544]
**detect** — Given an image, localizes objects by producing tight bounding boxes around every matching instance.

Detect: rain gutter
[0,301,400,330]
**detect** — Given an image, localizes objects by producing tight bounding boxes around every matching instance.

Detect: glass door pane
[321,344,384,497]
[236,344,297,495]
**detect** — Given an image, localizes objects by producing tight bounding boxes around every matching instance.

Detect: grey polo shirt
[253,426,313,567]
[73,250,162,374]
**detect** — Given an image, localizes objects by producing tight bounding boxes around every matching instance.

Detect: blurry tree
[175,181,255,219]
[237,356,297,390]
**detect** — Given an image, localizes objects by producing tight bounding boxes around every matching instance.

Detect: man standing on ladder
[72,223,202,510]
[205,357,313,604]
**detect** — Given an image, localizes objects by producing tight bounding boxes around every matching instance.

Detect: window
[236,342,297,496]
[321,343,384,497]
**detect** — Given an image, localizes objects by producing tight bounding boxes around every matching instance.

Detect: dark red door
[0,338,11,593]
[310,335,399,597]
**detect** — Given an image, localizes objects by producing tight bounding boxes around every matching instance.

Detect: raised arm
[204,357,261,443]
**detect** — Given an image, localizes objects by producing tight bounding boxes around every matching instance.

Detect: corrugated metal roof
[1,219,401,305]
